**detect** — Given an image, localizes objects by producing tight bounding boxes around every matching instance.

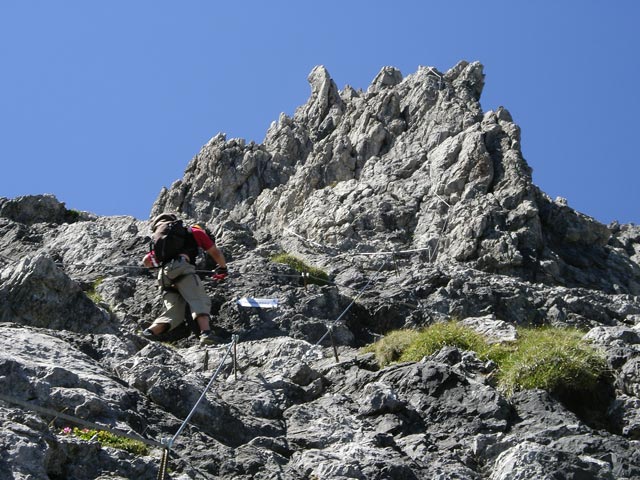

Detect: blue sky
[1,1,638,224]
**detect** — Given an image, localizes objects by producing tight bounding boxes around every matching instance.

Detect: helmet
[151,212,178,231]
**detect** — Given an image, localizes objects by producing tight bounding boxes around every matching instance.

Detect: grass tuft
[271,252,329,285]
[61,426,149,456]
[398,321,488,363]
[362,329,421,366]
[85,277,104,304]
[363,322,608,400]
[64,209,82,223]
[495,327,608,398]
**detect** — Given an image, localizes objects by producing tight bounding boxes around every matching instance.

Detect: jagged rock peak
[292,65,344,136]
[152,61,640,295]
[443,60,485,99]
[368,66,403,93]
[307,65,340,101]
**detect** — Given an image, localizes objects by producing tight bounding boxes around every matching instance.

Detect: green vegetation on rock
[362,329,421,366]
[496,326,608,397]
[62,426,149,456]
[271,252,329,285]
[364,321,608,400]
[85,277,104,305]
[399,321,489,363]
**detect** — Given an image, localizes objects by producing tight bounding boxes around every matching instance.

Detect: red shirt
[190,226,214,250]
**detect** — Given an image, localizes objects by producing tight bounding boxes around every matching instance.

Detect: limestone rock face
[0,254,112,333]
[152,63,640,295]
[2,63,640,478]
[0,194,85,225]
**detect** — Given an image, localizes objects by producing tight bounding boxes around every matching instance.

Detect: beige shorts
[151,258,211,331]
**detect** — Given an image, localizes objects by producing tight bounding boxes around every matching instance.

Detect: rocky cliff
[1,62,640,479]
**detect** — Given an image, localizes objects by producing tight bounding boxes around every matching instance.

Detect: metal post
[157,448,169,480]
[328,326,340,363]
[392,253,399,277]
[202,349,209,372]
[232,334,239,381]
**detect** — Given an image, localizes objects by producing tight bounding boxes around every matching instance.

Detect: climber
[141,213,228,345]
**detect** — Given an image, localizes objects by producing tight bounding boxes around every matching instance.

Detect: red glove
[212,266,228,281]
[144,251,159,268]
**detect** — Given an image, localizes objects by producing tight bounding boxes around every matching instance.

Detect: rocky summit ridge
[1,61,640,479]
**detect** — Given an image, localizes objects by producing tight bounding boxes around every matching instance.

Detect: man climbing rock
[142,212,228,345]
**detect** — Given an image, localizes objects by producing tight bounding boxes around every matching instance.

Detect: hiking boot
[142,328,155,339]
[199,331,223,345]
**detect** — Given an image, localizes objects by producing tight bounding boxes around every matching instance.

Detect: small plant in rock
[85,277,104,305]
[61,426,149,456]
[64,209,82,223]
[271,252,330,285]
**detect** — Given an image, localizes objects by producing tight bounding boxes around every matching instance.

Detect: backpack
[151,215,195,264]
